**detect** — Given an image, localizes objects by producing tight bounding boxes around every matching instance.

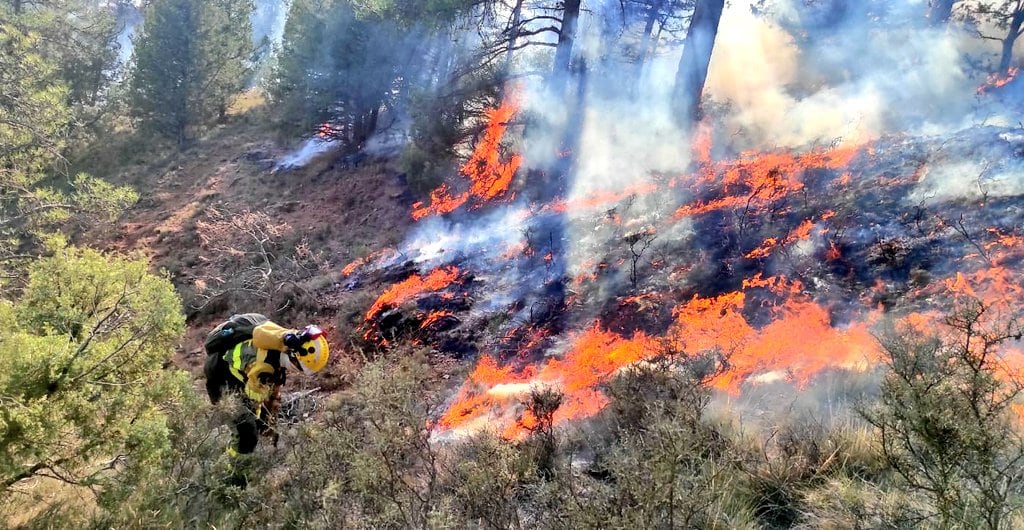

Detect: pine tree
[129,0,254,146]
[0,24,136,279]
[3,0,121,114]
[273,0,407,146]
[0,244,189,502]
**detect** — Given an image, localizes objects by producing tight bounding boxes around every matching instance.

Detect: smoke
[342,0,1024,438]
[275,137,338,170]
[252,0,290,50]
[250,0,291,83]
[114,2,144,70]
[908,128,1024,203]
[703,0,979,149]
[511,0,1018,231]
[705,5,882,148]
[113,1,290,83]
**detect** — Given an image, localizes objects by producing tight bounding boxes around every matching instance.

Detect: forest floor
[77,102,417,391]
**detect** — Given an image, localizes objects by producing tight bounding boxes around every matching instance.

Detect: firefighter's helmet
[290,335,329,374]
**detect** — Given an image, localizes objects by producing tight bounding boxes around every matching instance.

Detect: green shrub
[0,245,190,523]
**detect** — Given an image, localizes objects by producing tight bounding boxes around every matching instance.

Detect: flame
[411,185,470,220]
[686,297,880,393]
[420,310,455,330]
[317,123,335,138]
[548,182,661,214]
[438,326,659,439]
[622,292,659,307]
[676,144,862,219]
[977,67,1019,95]
[439,273,886,439]
[341,260,363,277]
[692,120,713,164]
[364,266,460,322]
[984,228,1024,252]
[744,219,815,259]
[826,241,842,261]
[341,248,397,277]
[411,92,522,220]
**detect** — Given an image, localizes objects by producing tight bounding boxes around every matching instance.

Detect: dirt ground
[84,114,416,391]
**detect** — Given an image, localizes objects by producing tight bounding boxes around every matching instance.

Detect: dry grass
[2,475,97,528]
[796,477,923,529]
[226,89,268,116]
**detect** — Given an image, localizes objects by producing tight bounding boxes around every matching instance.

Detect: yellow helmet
[291,336,329,374]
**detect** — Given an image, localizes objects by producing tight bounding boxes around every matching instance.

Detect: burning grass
[351,112,1024,440]
[411,92,522,221]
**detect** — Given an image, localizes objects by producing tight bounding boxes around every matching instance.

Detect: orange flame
[439,273,886,439]
[420,310,455,330]
[547,182,660,214]
[437,326,659,439]
[977,67,1019,95]
[675,144,862,219]
[341,248,397,277]
[672,294,881,394]
[364,266,460,322]
[745,219,815,259]
[692,120,713,164]
[411,93,522,220]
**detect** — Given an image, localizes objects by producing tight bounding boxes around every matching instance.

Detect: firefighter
[203,314,329,455]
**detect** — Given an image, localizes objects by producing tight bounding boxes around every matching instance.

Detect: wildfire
[977,67,1019,95]
[364,266,460,322]
[357,82,1024,442]
[411,92,522,220]
[438,273,887,439]
[675,144,862,220]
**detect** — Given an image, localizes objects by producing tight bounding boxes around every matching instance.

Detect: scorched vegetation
[4,0,1024,528]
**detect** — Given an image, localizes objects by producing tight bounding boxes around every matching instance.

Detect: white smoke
[704,0,979,149]
[252,0,290,50]
[275,137,338,170]
[513,0,1021,221]
[909,130,1024,203]
[114,2,144,70]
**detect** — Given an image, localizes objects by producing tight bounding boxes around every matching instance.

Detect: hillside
[80,112,415,380]
[7,0,1024,527]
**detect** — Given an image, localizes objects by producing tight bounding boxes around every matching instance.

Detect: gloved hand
[283,324,323,350]
[283,332,303,350]
[245,364,275,402]
[245,377,272,403]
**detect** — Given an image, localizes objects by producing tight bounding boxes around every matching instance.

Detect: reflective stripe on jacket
[222,321,295,402]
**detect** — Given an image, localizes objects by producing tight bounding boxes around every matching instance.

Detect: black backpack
[204,313,269,356]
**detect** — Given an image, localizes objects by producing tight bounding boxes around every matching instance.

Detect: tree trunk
[633,0,664,95]
[504,0,524,72]
[672,0,725,128]
[637,0,663,67]
[927,0,956,27]
[999,9,1024,74]
[551,0,582,84]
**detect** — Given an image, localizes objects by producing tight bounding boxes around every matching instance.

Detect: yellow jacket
[224,321,296,403]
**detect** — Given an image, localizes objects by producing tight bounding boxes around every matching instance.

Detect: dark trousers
[234,401,273,454]
[204,353,276,454]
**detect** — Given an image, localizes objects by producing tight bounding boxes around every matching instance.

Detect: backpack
[204,313,269,356]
